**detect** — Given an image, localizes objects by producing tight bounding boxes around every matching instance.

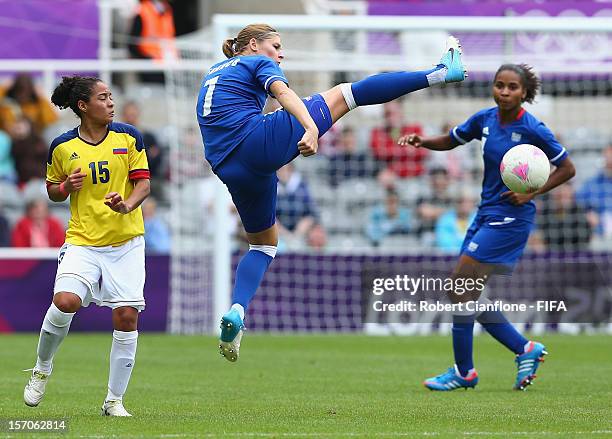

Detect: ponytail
[221,24,279,58]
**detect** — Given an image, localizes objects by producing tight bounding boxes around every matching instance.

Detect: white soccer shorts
[54,236,146,311]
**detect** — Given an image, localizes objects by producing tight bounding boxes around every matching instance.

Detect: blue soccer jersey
[450,107,568,222]
[196,55,289,170]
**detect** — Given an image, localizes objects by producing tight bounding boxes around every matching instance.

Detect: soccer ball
[500,144,550,194]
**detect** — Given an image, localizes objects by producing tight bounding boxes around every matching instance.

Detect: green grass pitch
[1,334,611,438]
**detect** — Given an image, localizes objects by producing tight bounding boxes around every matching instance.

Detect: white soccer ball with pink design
[500,144,550,194]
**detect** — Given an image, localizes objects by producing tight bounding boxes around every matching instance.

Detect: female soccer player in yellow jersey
[23,76,151,417]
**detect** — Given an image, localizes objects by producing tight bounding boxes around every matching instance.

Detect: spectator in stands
[370,100,428,178]
[316,123,342,157]
[11,198,65,248]
[142,196,170,254]
[415,166,452,243]
[365,187,411,246]
[307,223,327,250]
[576,144,612,238]
[0,73,58,135]
[121,101,166,199]
[276,163,323,244]
[328,126,378,187]
[435,193,476,253]
[0,126,16,182]
[10,116,47,185]
[128,0,177,83]
[538,184,591,250]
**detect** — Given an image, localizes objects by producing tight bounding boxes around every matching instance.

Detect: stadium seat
[0,181,24,209]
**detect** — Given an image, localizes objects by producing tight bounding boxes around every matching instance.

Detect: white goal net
[166,15,612,334]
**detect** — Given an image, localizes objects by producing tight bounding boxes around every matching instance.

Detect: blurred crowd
[0,70,610,254]
[271,100,612,253]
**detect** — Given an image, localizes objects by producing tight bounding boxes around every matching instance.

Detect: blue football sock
[452,314,475,377]
[231,249,273,311]
[478,310,529,355]
[350,66,445,107]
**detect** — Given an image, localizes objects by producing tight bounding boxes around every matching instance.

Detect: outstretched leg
[321,36,466,123]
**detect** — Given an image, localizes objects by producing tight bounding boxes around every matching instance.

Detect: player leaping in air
[196,23,466,362]
[398,64,576,391]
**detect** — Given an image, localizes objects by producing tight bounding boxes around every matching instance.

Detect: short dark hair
[494,63,540,104]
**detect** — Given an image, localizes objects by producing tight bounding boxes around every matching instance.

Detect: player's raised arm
[269,80,319,156]
[398,133,457,151]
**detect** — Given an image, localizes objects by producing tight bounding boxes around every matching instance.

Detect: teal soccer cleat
[440,36,467,83]
[219,309,244,362]
[514,341,548,390]
[423,366,479,391]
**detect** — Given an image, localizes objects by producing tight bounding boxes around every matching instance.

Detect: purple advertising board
[0,0,99,59]
[367,1,612,17]
[366,1,612,76]
[0,255,169,332]
[1,252,610,332]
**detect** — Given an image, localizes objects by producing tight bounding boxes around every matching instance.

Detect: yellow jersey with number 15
[46,122,150,247]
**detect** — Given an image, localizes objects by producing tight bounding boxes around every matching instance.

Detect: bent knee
[53,292,82,313]
[112,306,139,331]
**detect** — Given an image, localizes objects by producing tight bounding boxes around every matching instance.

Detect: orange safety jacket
[136,0,177,60]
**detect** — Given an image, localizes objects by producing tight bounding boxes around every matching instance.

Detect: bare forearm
[420,135,457,151]
[47,183,69,202]
[274,87,318,132]
[125,179,151,212]
[533,159,575,197]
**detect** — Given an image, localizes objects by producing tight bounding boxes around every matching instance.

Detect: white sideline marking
[71,431,612,438]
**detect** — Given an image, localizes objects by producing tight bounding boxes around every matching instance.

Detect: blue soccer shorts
[460,213,534,268]
[215,94,333,233]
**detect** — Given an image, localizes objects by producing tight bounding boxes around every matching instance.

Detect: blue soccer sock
[342,66,447,109]
[477,310,529,355]
[231,245,276,312]
[452,314,476,377]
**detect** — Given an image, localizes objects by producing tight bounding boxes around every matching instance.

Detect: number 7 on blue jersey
[201,76,219,117]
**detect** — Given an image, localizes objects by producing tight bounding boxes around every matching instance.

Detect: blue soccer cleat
[439,36,467,83]
[423,365,479,391]
[514,341,547,390]
[219,309,244,363]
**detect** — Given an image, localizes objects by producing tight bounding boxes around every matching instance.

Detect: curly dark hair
[50,75,101,118]
[494,63,541,104]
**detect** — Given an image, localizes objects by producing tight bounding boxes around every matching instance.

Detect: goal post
[165,14,612,334]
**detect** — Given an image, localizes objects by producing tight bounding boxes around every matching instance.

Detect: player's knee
[338,83,357,110]
[52,292,82,313]
[113,306,139,331]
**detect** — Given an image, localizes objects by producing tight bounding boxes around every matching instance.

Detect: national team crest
[483,127,489,135]
[511,132,522,142]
